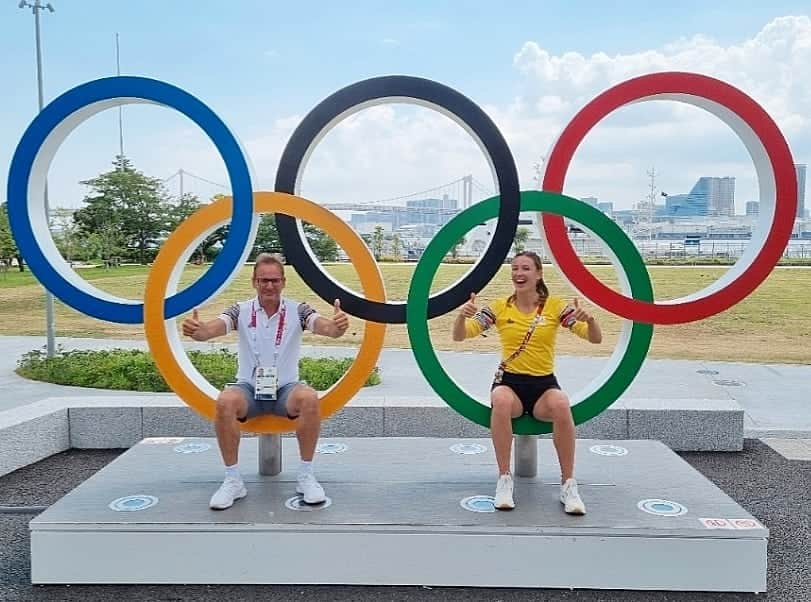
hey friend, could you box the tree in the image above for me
[304,223,338,262]
[75,156,169,264]
[166,193,201,230]
[251,213,338,262]
[391,233,402,261]
[50,207,81,263]
[371,225,385,261]
[450,235,466,260]
[513,226,530,254]
[167,193,229,263]
[0,203,23,271]
[252,213,282,257]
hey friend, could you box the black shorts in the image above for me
[491,371,561,416]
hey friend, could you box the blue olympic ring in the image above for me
[6,76,255,323]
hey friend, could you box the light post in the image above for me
[19,0,56,357]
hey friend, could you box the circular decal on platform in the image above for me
[589,444,629,457]
[460,495,496,513]
[316,442,348,454]
[173,442,212,454]
[285,496,332,511]
[109,495,159,512]
[637,498,688,516]
[450,443,488,455]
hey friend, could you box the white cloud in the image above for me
[501,15,811,207]
[38,16,811,214]
[236,15,810,213]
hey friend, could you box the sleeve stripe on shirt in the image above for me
[298,302,318,331]
[219,303,240,333]
[475,306,496,331]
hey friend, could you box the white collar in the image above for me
[254,296,284,317]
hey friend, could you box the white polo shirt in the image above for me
[218,297,320,387]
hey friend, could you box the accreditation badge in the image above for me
[255,366,278,401]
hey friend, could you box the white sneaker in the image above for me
[209,477,247,510]
[560,478,586,515]
[494,473,515,510]
[296,472,326,504]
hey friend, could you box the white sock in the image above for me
[225,464,241,481]
[298,460,313,475]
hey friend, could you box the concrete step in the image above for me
[1,394,744,478]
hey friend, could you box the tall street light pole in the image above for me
[19,0,56,357]
[116,32,124,160]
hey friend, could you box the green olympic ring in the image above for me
[406,190,654,435]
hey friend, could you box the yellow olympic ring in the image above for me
[144,191,387,434]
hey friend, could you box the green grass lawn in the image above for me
[0,262,808,364]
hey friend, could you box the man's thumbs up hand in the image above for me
[182,308,202,339]
[332,298,348,336]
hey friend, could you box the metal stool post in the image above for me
[514,435,538,477]
[258,434,282,476]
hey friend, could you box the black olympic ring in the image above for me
[274,75,520,323]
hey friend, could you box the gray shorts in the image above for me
[228,381,302,422]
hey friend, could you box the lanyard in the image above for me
[249,300,286,368]
[493,303,545,384]
[500,303,544,370]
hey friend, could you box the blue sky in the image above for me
[1,1,809,212]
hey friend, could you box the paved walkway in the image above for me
[2,335,809,437]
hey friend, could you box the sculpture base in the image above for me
[30,437,767,591]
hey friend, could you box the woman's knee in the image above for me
[543,391,572,420]
[491,388,516,416]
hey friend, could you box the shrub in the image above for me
[16,347,381,392]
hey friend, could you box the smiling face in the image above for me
[253,261,286,308]
[511,254,541,295]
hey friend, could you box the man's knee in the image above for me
[298,386,319,415]
[289,385,319,418]
[216,389,246,419]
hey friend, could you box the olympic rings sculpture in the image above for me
[6,72,797,434]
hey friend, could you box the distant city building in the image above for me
[664,194,690,215]
[745,201,759,216]
[350,195,460,233]
[577,196,613,216]
[406,195,457,210]
[664,177,735,217]
[597,201,614,216]
[349,211,394,234]
[713,177,736,216]
[795,164,807,218]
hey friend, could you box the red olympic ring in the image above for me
[541,72,797,324]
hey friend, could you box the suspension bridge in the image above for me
[160,170,496,215]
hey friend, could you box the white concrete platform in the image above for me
[29,437,767,591]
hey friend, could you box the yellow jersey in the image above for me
[464,295,590,376]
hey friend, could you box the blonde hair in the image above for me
[252,253,285,278]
